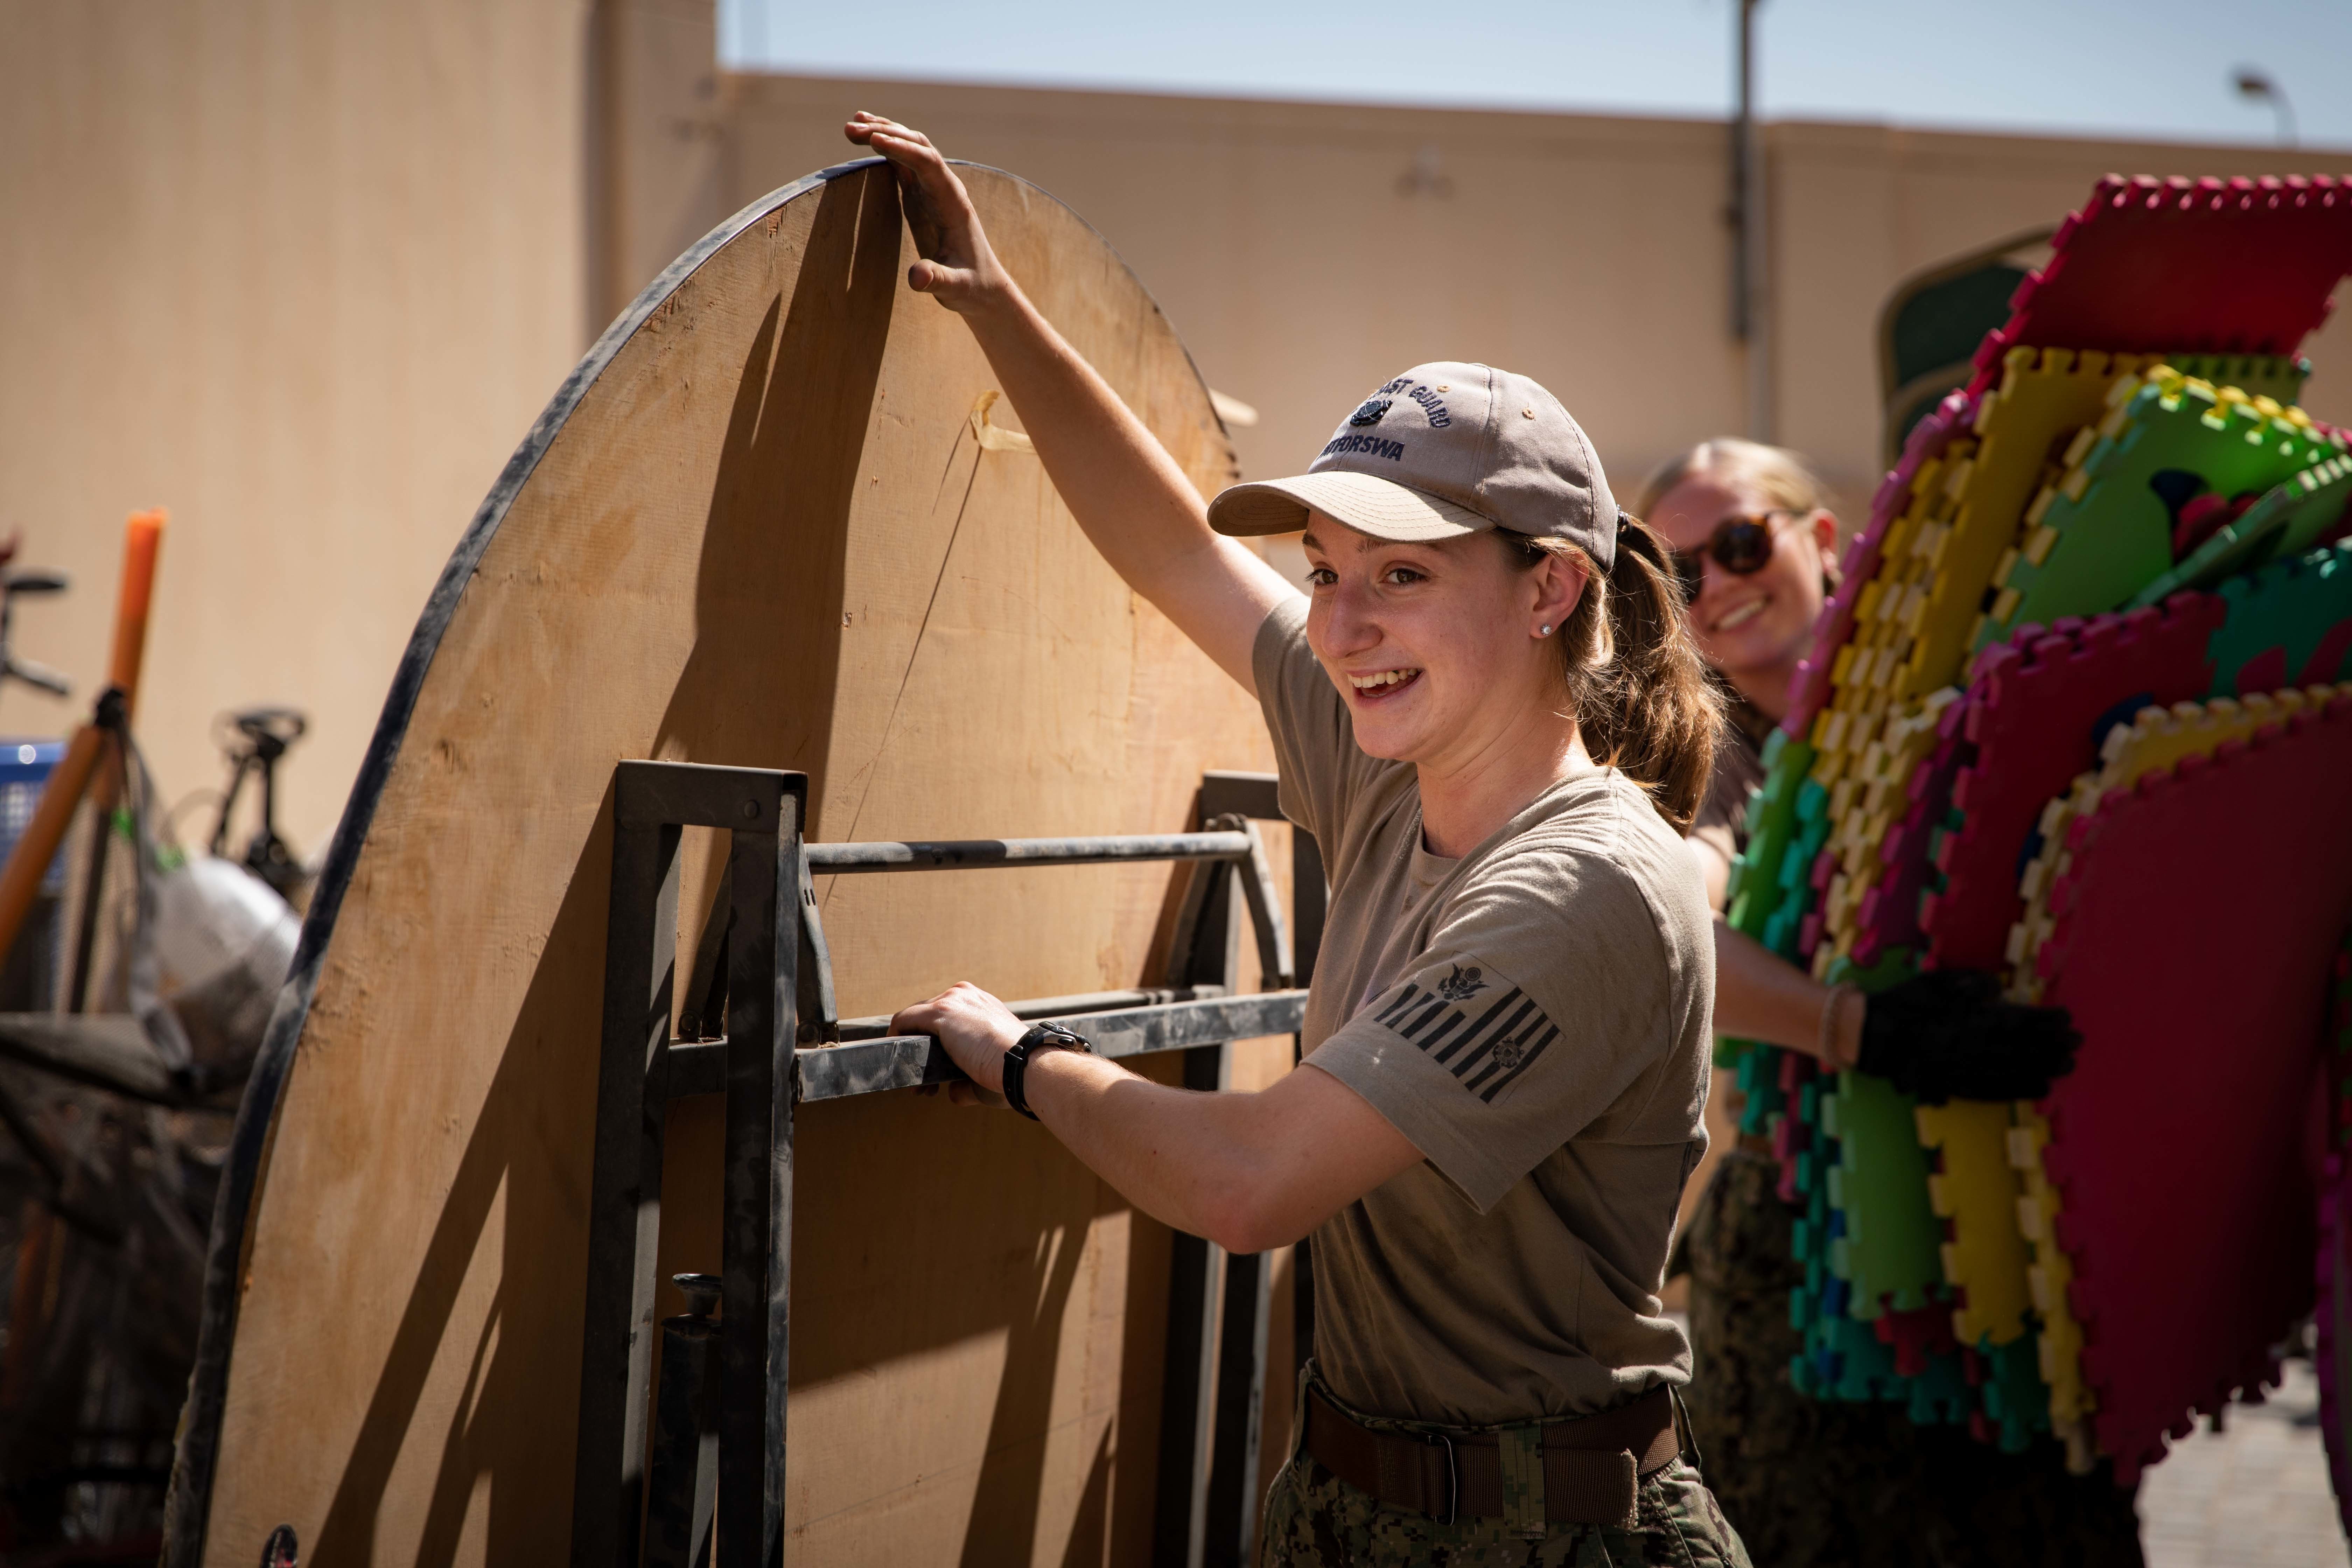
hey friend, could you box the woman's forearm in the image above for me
[1013,1048,1251,1242]
[961,287,1217,579]
[1712,918,1863,1066]
[1016,1045,1421,1254]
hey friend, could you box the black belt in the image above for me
[1302,1381,1680,1529]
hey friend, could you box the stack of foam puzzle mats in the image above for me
[2319,939,2352,1538]
[1719,175,2352,1489]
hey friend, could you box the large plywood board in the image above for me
[167,158,1279,1567]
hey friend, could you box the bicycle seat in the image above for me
[232,706,308,745]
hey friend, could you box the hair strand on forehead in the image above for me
[1498,518,1724,831]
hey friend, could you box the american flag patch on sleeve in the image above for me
[1368,961,1559,1105]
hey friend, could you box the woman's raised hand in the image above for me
[844,113,1008,313]
[847,111,1292,693]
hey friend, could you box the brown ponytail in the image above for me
[1500,515,1723,831]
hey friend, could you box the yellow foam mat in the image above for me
[2004,684,2338,1000]
[2011,1108,2097,1472]
[1912,348,2153,697]
[1800,346,2150,972]
[1916,1098,2031,1348]
[1811,693,1957,970]
[1804,440,1975,972]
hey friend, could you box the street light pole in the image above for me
[2233,68,2298,148]
[1729,0,1771,440]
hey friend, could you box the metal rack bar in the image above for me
[834,983,1227,1039]
[574,762,1324,1567]
[807,831,1250,873]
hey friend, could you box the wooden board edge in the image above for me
[160,156,885,1568]
[162,150,1239,1567]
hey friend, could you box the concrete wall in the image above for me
[0,0,595,854]
[4,8,2346,859]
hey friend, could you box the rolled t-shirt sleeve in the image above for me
[1303,848,1676,1212]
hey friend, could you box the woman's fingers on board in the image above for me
[846,110,933,152]
[843,112,996,309]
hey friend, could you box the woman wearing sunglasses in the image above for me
[1640,440,2133,1567]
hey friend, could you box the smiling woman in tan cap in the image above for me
[856,114,1746,1567]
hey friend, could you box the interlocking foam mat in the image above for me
[2023,693,2352,1481]
[1983,367,2343,646]
[1967,176,2352,391]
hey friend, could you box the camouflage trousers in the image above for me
[1259,1370,1752,1567]
[1685,1148,2143,1568]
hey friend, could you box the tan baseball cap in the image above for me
[1206,360,1618,570]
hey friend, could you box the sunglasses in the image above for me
[1669,511,1792,605]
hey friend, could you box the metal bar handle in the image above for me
[806,831,1250,873]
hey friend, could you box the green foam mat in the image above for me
[2127,452,2352,608]
[1716,728,1815,1068]
[1979,1335,2052,1455]
[2208,539,2352,696]
[2164,351,2309,408]
[1908,1347,1975,1426]
[1822,1066,1944,1316]
[1983,368,2342,646]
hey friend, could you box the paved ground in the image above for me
[2138,1353,2349,1568]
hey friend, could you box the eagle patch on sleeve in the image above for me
[1367,961,1559,1106]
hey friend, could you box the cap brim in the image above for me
[1207,471,1493,541]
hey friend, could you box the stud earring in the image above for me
[1538,624,1553,637]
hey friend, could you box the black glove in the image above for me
[1854,968,2081,1105]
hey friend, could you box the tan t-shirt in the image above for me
[1255,600,1714,1427]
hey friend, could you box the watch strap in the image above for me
[1003,1022,1091,1120]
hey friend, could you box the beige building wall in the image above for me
[4,8,2345,874]
[0,0,596,854]
[718,75,2351,527]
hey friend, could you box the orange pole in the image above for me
[106,508,165,721]
[0,509,167,962]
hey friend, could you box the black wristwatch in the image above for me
[1002,1022,1092,1120]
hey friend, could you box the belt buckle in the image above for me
[1416,1429,1458,1526]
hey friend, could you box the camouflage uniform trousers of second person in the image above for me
[1683,1147,2144,1567]
[1259,1369,1754,1567]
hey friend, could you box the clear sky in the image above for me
[720,0,2352,150]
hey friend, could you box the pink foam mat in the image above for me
[1921,594,2225,972]
[2032,697,2352,1481]
[1851,719,1965,967]
[1968,177,2352,396]
[2318,1150,2352,1536]
[1784,390,1975,737]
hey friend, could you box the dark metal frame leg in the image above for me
[1207,1246,1274,1567]
[1153,833,1241,1568]
[1157,771,1325,1568]
[572,792,682,1565]
[718,777,798,1568]
[574,762,804,1568]
[644,1276,721,1568]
